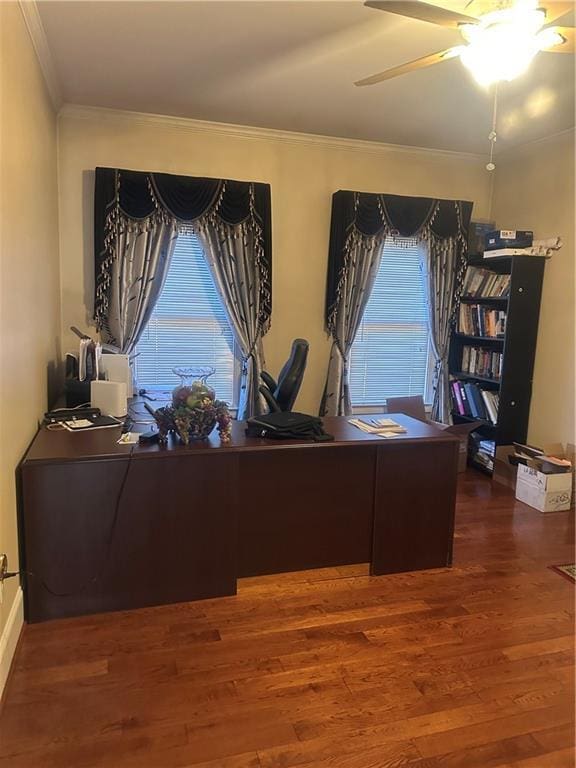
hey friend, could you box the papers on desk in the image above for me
[348,418,407,438]
[62,415,122,431]
[117,431,140,445]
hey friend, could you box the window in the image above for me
[349,238,432,407]
[135,232,238,404]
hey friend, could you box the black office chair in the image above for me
[259,339,309,412]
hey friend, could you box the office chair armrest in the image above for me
[259,385,281,413]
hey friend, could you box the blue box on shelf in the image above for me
[485,230,533,250]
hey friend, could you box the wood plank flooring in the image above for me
[0,471,574,767]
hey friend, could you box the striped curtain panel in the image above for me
[424,235,467,423]
[320,230,385,416]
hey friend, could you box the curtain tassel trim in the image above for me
[95,176,272,338]
[326,200,469,339]
[326,224,388,338]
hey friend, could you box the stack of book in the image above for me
[451,379,499,424]
[458,304,507,337]
[462,267,511,298]
[470,432,496,471]
[461,346,503,380]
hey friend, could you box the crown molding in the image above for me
[59,103,487,163]
[19,0,62,109]
[497,126,575,159]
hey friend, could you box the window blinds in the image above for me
[349,239,430,406]
[135,233,237,404]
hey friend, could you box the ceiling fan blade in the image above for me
[364,1,478,28]
[542,3,574,24]
[464,0,496,17]
[542,26,575,52]
[355,48,459,86]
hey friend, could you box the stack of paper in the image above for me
[348,418,407,438]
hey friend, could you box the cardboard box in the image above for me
[442,422,483,473]
[493,444,517,489]
[515,463,572,513]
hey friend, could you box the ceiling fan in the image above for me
[355,0,574,87]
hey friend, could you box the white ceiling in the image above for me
[37,0,575,154]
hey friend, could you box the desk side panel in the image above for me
[371,440,458,575]
[21,453,237,622]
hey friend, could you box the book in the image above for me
[452,382,498,424]
[462,267,511,298]
[458,304,507,337]
[466,384,488,420]
[461,346,502,379]
[458,382,472,416]
[451,381,465,415]
[480,390,498,424]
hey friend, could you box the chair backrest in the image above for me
[386,395,427,422]
[274,338,309,411]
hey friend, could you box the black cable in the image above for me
[13,446,135,598]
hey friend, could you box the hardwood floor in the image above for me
[1,471,574,767]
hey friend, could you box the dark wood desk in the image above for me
[19,414,459,622]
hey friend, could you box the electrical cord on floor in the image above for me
[7,446,135,598]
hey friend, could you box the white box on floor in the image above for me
[515,464,572,513]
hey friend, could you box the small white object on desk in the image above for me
[100,354,133,395]
[90,380,128,418]
[117,432,140,445]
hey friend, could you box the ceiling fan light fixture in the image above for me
[535,27,566,49]
[458,2,549,86]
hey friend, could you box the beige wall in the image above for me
[492,131,575,447]
[0,4,61,639]
[58,106,492,414]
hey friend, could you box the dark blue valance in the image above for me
[325,190,473,325]
[94,167,272,329]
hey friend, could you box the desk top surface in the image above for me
[23,408,459,466]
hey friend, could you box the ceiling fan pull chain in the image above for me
[486,83,499,172]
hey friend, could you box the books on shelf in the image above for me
[470,431,495,471]
[461,346,502,380]
[450,379,499,424]
[462,266,511,298]
[458,304,506,338]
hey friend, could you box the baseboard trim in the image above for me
[0,588,24,700]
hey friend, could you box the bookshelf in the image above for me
[448,255,545,474]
